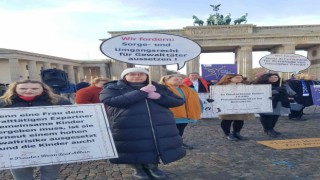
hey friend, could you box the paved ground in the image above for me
[1,106,320,180]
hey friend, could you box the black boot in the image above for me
[232,131,248,140]
[225,133,238,141]
[264,129,278,138]
[130,164,151,179]
[143,164,168,180]
[182,143,194,149]
[271,129,282,135]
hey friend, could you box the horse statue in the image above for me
[207,13,231,26]
[207,14,219,26]
[223,13,231,25]
[234,13,248,25]
[193,15,204,26]
[217,14,225,25]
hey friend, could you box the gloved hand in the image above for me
[140,84,156,93]
[147,92,161,99]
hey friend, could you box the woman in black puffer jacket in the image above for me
[0,80,71,180]
[100,67,186,180]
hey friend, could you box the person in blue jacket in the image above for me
[100,67,186,180]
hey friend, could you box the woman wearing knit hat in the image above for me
[100,67,186,179]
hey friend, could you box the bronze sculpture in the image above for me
[192,4,248,26]
[192,15,204,26]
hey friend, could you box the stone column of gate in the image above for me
[271,45,296,80]
[149,66,167,82]
[110,60,127,80]
[28,60,40,80]
[67,65,76,84]
[56,64,64,71]
[99,64,107,78]
[43,62,51,70]
[235,46,253,80]
[186,56,200,75]
[9,58,20,82]
[307,45,320,78]
[161,65,167,77]
[77,66,85,81]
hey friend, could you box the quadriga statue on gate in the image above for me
[234,13,248,25]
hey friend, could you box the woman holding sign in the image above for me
[0,80,71,180]
[252,73,290,138]
[100,67,186,180]
[216,74,255,141]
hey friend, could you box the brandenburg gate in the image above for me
[107,24,320,80]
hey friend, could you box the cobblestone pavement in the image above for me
[1,107,320,180]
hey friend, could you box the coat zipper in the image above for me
[145,99,160,157]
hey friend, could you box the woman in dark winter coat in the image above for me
[286,73,319,120]
[252,73,290,138]
[99,67,186,180]
[0,80,71,180]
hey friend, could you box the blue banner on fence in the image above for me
[310,85,320,105]
[201,64,237,81]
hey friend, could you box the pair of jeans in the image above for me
[220,120,244,135]
[259,114,280,131]
[11,164,61,180]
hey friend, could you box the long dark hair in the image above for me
[252,73,281,87]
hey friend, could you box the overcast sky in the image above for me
[1,0,319,72]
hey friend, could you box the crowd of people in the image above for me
[0,68,319,180]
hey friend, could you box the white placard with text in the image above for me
[210,84,273,114]
[100,33,201,70]
[0,104,117,170]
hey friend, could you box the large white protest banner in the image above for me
[210,85,273,114]
[100,33,201,70]
[0,104,117,170]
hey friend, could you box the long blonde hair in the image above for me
[295,73,315,80]
[0,80,61,105]
[91,77,109,85]
[159,74,183,85]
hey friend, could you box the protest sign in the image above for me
[259,54,310,73]
[257,138,320,150]
[100,33,201,70]
[201,64,237,81]
[210,84,273,114]
[0,104,117,170]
